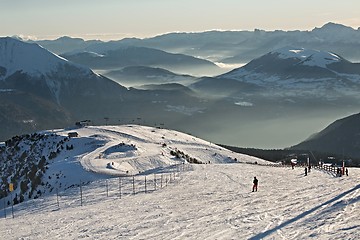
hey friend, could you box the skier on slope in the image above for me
[252,177,258,192]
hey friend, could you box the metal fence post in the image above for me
[56,188,60,208]
[80,180,83,206]
[161,174,163,188]
[145,176,147,193]
[132,176,135,195]
[3,198,6,218]
[11,192,14,218]
[154,174,157,191]
[119,177,122,199]
[106,179,109,197]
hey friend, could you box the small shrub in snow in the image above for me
[49,151,57,159]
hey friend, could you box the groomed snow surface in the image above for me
[0,125,359,240]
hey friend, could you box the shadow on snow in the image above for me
[249,184,360,240]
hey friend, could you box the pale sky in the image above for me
[1,0,359,40]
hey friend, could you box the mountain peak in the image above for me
[0,37,91,79]
[321,22,354,30]
[55,36,86,42]
[312,22,356,33]
[220,47,355,87]
[270,47,342,68]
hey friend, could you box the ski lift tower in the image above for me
[342,148,345,175]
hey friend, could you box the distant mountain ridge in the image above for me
[220,47,360,98]
[31,22,360,65]
[104,66,195,87]
[0,37,215,142]
[290,112,360,158]
[0,37,127,105]
[30,36,101,55]
[2,36,360,149]
[0,37,131,139]
[61,46,221,76]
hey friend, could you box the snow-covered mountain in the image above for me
[1,37,262,149]
[0,37,92,80]
[0,125,264,206]
[0,37,205,141]
[221,47,360,98]
[0,37,127,104]
[274,47,342,68]
[0,37,140,140]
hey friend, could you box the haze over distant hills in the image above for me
[103,66,195,87]
[29,36,102,55]
[191,47,360,149]
[3,23,360,149]
[31,22,360,65]
[61,46,221,76]
[0,37,207,140]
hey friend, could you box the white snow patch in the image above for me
[165,105,204,115]
[273,47,341,68]
[215,62,246,70]
[235,101,254,107]
[81,51,105,58]
[22,119,34,123]
[0,89,14,92]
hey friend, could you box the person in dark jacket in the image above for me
[305,167,307,176]
[252,177,258,192]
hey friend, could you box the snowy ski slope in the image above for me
[0,125,359,239]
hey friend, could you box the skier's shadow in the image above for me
[248,184,360,240]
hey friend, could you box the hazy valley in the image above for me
[3,23,360,151]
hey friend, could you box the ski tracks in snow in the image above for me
[1,160,359,239]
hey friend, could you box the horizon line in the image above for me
[4,22,359,42]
